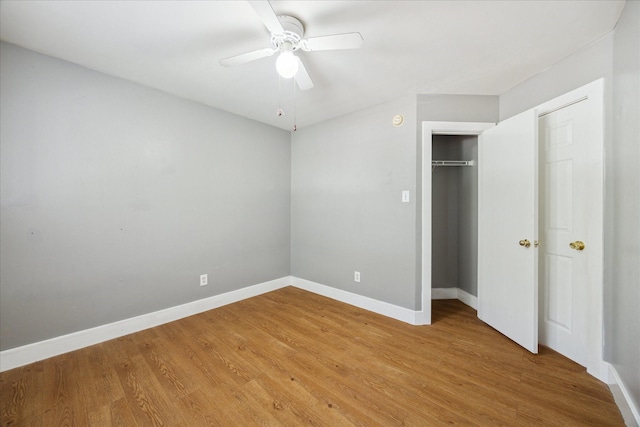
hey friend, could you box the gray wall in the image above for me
[291,96,418,309]
[499,1,639,412]
[499,34,614,120]
[431,136,460,289]
[611,0,640,413]
[0,42,292,351]
[290,95,497,311]
[417,95,500,124]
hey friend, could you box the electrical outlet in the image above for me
[354,271,360,283]
[402,190,410,203]
[200,274,208,286]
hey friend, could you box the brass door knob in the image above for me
[519,239,531,248]
[569,241,585,251]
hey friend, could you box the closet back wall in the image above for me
[431,135,478,297]
[0,42,292,351]
[431,136,459,289]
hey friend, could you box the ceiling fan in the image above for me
[219,0,364,91]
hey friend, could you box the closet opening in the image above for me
[431,135,478,303]
[421,121,494,325]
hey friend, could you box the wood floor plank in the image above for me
[190,331,259,385]
[285,351,413,425]
[114,353,186,426]
[205,379,280,426]
[152,326,228,390]
[41,353,88,426]
[0,287,625,426]
[175,389,226,427]
[252,372,338,427]
[78,344,125,409]
[86,403,111,426]
[0,362,43,426]
[137,338,196,401]
[108,397,139,426]
[240,377,313,426]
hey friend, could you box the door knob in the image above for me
[569,240,585,251]
[519,239,531,248]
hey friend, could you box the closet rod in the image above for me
[431,160,474,167]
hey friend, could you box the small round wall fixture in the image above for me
[392,114,404,127]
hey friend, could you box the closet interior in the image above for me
[431,134,479,298]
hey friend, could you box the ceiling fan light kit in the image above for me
[275,42,298,79]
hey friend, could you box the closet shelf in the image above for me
[431,160,474,167]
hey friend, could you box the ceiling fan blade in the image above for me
[248,1,284,34]
[301,32,364,52]
[219,47,276,67]
[294,57,314,91]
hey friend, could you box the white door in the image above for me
[478,109,539,353]
[539,99,595,366]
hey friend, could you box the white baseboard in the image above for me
[432,287,477,310]
[0,276,291,372]
[456,288,478,309]
[431,287,458,300]
[608,363,640,427]
[291,277,424,325]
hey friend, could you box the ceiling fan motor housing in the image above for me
[271,15,304,51]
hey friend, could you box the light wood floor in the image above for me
[1,286,624,426]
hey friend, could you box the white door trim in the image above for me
[421,121,495,325]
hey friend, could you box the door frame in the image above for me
[420,78,605,381]
[420,121,495,325]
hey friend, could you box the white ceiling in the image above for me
[0,0,625,130]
